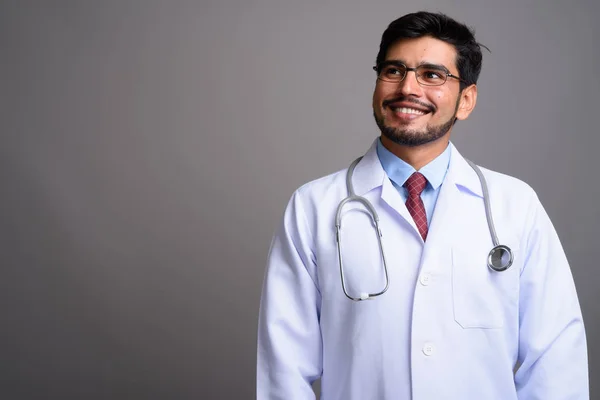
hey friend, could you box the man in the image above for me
[257,11,588,399]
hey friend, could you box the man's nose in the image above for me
[396,70,423,97]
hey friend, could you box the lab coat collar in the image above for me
[352,138,483,198]
[351,139,387,197]
[447,143,484,198]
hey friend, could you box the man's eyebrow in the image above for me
[381,59,449,71]
[417,62,450,71]
[380,59,406,67]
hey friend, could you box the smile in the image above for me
[391,107,427,115]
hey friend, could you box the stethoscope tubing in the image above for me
[336,154,514,301]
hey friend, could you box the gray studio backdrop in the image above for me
[2,1,599,399]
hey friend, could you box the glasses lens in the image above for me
[416,66,448,86]
[379,65,406,82]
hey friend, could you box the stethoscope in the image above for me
[335,156,514,302]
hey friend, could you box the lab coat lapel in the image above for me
[381,177,420,235]
[424,144,483,251]
[353,140,485,242]
[424,163,460,250]
[352,139,423,236]
[351,139,385,196]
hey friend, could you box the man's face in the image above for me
[372,36,469,147]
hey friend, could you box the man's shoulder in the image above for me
[294,166,349,200]
[451,144,538,204]
[473,164,541,214]
[278,167,351,222]
[478,165,535,194]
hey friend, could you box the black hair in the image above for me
[376,11,488,90]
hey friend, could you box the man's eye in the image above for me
[421,69,444,80]
[384,67,402,76]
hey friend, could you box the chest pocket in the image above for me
[451,238,520,329]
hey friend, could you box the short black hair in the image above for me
[376,11,487,90]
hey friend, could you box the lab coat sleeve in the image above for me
[257,190,322,400]
[514,192,589,399]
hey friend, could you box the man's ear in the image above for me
[455,84,477,120]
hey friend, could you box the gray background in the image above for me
[2,0,598,399]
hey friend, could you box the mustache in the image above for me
[382,97,435,113]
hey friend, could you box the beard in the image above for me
[373,97,459,147]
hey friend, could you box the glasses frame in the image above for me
[373,61,467,86]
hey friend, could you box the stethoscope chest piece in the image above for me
[487,244,513,272]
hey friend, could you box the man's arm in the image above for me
[257,191,322,400]
[515,193,588,399]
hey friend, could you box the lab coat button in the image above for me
[422,343,435,356]
[419,273,431,286]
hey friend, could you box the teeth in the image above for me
[394,107,426,115]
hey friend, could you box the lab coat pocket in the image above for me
[451,241,520,329]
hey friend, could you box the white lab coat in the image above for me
[257,140,588,400]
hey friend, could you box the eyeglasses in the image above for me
[373,62,466,86]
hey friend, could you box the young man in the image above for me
[257,11,588,399]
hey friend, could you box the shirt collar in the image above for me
[351,138,483,198]
[376,138,451,190]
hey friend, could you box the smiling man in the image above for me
[372,35,476,169]
[257,12,588,400]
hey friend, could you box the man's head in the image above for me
[372,12,484,148]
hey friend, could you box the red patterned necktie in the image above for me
[404,172,428,241]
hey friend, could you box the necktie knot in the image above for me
[404,172,428,198]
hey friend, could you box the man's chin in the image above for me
[381,127,443,147]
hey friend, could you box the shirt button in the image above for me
[422,343,435,356]
[419,272,431,286]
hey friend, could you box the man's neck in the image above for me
[380,135,451,170]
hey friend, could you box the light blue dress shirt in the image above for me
[376,138,451,224]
